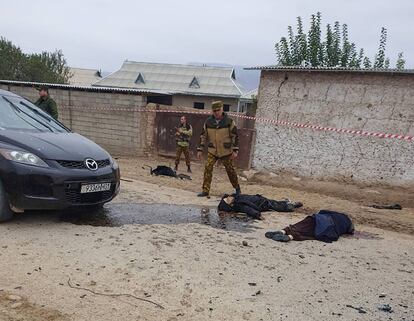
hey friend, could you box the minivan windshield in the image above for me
[0,94,69,133]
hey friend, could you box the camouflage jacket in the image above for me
[197,113,239,158]
[176,123,193,147]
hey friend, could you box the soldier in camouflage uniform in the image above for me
[197,101,241,197]
[175,116,193,173]
[34,86,59,120]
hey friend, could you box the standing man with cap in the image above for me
[34,86,59,120]
[175,115,193,173]
[197,101,241,197]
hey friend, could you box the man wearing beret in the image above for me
[34,86,59,120]
[197,101,241,197]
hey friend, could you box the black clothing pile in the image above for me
[266,210,354,243]
[143,165,191,180]
[218,194,302,219]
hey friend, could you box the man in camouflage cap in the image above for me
[197,101,241,197]
[34,86,59,120]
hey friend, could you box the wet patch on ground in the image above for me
[344,230,384,240]
[60,203,260,232]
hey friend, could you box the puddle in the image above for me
[60,203,260,232]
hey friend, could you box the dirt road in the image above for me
[0,157,413,321]
[120,157,414,235]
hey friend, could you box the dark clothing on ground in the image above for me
[282,210,354,242]
[148,165,176,177]
[283,215,316,241]
[314,210,354,242]
[202,153,239,194]
[34,95,58,120]
[218,194,295,219]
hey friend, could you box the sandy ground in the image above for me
[120,156,414,235]
[0,156,413,321]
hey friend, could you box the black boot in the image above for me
[235,187,241,195]
[197,192,209,197]
[187,165,192,173]
[174,164,178,171]
[265,231,291,242]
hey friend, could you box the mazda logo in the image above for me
[85,158,98,171]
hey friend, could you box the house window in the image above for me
[135,73,145,84]
[189,76,200,88]
[193,102,205,109]
[223,104,230,112]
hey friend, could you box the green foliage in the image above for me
[0,37,71,83]
[307,12,322,66]
[396,52,405,70]
[363,56,372,69]
[275,13,406,69]
[373,27,387,68]
[247,95,258,117]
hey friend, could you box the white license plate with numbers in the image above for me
[80,183,111,194]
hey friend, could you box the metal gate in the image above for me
[154,112,255,169]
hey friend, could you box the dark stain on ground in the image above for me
[60,203,260,233]
[344,230,383,240]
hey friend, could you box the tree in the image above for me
[0,37,71,83]
[274,13,406,69]
[0,38,26,80]
[307,12,323,66]
[247,95,258,117]
[373,27,387,68]
[396,52,405,70]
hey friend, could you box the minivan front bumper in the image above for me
[0,159,120,210]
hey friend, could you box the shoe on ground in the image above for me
[292,201,303,208]
[265,231,285,239]
[285,200,303,209]
[187,166,192,173]
[235,187,241,195]
[197,192,209,197]
[266,232,291,242]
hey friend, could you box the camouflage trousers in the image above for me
[175,145,191,167]
[202,153,239,194]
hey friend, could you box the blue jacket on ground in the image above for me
[314,210,354,243]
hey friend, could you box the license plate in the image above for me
[80,183,111,194]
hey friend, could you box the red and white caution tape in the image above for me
[61,105,414,142]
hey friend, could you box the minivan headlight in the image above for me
[0,149,49,168]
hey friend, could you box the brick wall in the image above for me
[1,83,152,156]
[253,70,414,187]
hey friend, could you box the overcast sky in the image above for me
[1,0,413,71]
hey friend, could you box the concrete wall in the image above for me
[0,83,152,156]
[253,70,414,187]
[172,94,239,112]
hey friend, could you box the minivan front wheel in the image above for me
[0,180,14,222]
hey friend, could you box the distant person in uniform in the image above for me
[34,86,58,120]
[175,115,193,173]
[197,101,240,197]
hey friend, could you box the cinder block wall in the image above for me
[253,71,414,187]
[0,84,152,156]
